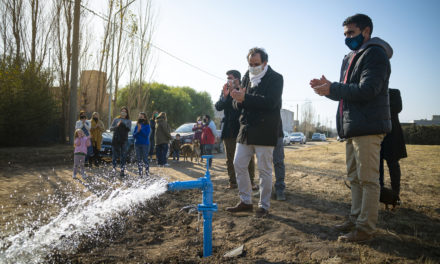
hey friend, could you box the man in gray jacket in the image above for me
[310,14,392,242]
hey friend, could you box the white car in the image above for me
[290,132,307,144]
[283,131,290,145]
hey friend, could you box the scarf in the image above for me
[249,64,268,87]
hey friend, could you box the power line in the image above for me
[78,2,223,80]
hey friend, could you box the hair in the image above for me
[204,114,211,121]
[91,112,99,119]
[74,129,82,139]
[139,112,147,119]
[176,134,180,137]
[79,110,86,119]
[226,70,241,83]
[120,106,130,119]
[343,14,373,35]
[197,116,202,122]
[247,47,268,63]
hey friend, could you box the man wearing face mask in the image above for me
[226,47,283,218]
[310,14,392,242]
[215,70,257,190]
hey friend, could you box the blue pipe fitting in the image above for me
[167,155,217,257]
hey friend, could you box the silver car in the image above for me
[290,132,306,144]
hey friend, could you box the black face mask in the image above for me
[93,117,98,121]
[138,119,145,124]
[80,116,86,120]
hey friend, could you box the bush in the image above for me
[402,125,440,145]
[0,58,56,146]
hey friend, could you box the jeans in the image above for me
[204,144,213,167]
[273,137,286,192]
[156,143,169,165]
[346,134,384,234]
[234,143,274,210]
[135,144,149,175]
[112,141,130,171]
[172,150,180,160]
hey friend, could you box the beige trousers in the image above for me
[346,134,384,234]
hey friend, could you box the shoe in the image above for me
[338,229,373,243]
[276,190,286,201]
[120,170,125,177]
[226,183,237,189]
[112,167,116,173]
[164,163,170,167]
[255,207,269,218]
[252,183,259,191]
[334,220,356,232]
[73,174,77,180]
[226,201,253,213]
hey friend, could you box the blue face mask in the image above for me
[345,33,364,51]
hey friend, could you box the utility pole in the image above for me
[68,0,81,144]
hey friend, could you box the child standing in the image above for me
[171,134,181,161]
[133,112,151,177]
[73,128,91,179]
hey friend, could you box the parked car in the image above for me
[170,123,223,153]
[283,131,290,145]
[320,134,327,141]
[311,133,322,141]
[290,132,306,144]
[100,121,137,163]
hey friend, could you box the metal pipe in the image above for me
[167,155,217,257]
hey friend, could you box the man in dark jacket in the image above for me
[310,14,392,242]
[215,70,256,190]
[226,47,283,218]
[379,88,407,200]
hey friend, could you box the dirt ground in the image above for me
[0,140,439,263]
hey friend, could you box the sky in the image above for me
[89,0,440,127]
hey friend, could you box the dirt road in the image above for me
[0,141,439,263]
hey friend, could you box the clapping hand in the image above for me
[222,83,230,98]
[231,85,246,103]
[310,75,331,96]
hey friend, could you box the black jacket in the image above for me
[233,66,283,146]
[215,93,241,139]
[327,37,392,138]
[381,89,407,162]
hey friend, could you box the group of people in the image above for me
[72,108,176,179]
[219,13,406,243]
[73,12,405,243]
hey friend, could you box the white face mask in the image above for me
[249,65,263,75]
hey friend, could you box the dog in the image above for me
[180,139,201,163]
[344,181,400,210]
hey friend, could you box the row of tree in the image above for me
[0,0,159,144]
[117,82,214,129]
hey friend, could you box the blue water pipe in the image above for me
[167,155,218,257]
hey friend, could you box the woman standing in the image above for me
[90,112,105,167]
[133,112,151,177]
[110,106,132,177]
[148,111,158,162]
[75,111,92,165]
[155,112,172,166]
[380,89,407,201]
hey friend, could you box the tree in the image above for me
[299,100,316,138]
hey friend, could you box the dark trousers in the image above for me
[112,141,130,171]
[172,150,180,160]
[379,156,401,196]
[223,138,255,185]
[156,143,169,165]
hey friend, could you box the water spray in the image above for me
[167,155,218,257]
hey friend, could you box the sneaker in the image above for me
[255,207,269,218]
[252,183,259,191]
[226,183,237,189]
[334,220,356,232]
[276,190,286,201]
[112,167,116,173]
[120,170,125,177]
[226,201,253,213]
[164,163,170,167]
[338,229,373,243]
[73,174,77,180]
